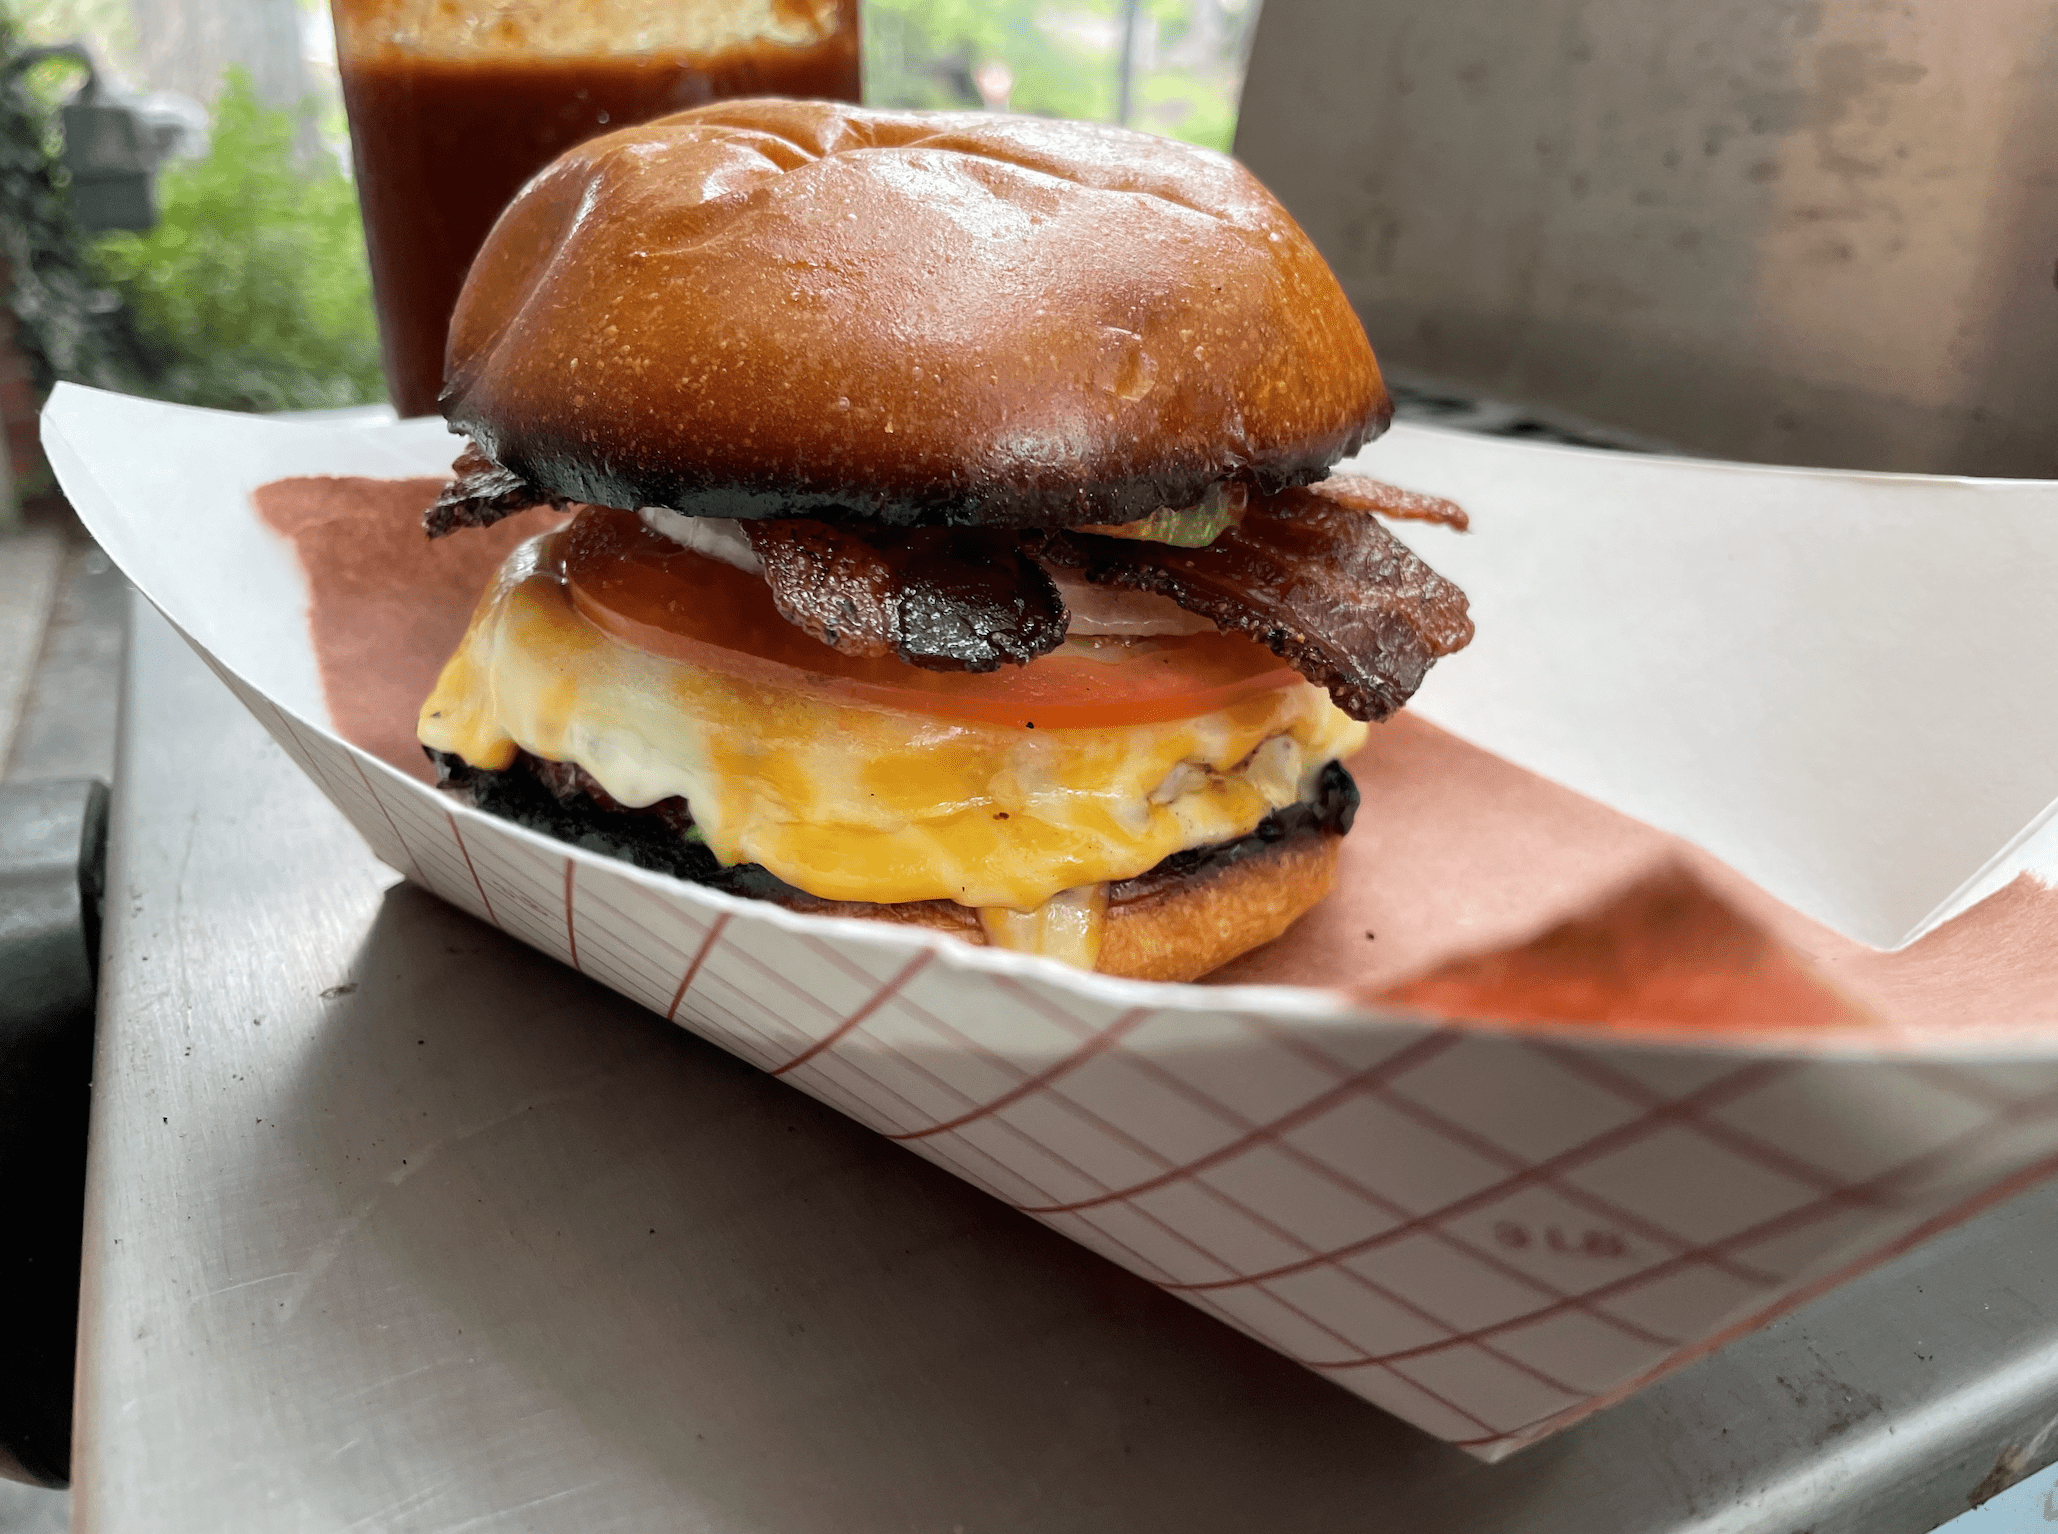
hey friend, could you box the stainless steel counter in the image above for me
[73,597,2058,1533]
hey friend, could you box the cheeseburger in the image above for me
[417,100,1472,982]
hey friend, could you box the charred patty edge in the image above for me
[429,749,1359,917]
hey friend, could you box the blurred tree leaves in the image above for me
[2,7,383,417]
[864,0,1252,150]
[0,13,153,400]
[91,68,383,411]
[867,0,1111,121]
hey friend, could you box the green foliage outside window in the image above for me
[91,68,384,412]
[2,8,384,417]
[863,0,1253,151]
[0,12,152,403]
[868,0,1110,121]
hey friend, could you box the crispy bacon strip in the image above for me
[425,442,570,538]
[744,519,1067,673]
[1309,473,1469,531]
[1036,485,1473,721]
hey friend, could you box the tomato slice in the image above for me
[560,508,1302,729]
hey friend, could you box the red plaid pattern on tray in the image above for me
[219,654,2058,1461]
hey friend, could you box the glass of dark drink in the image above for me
[331,0,863,417]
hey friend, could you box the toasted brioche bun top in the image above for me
[443,99,1388,528]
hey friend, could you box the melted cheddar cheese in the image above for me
[420,534,1367,912]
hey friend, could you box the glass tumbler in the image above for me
[331,0,862,417]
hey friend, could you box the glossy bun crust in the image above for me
[443,100,1389,529]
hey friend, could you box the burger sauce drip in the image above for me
[339,25,860,418]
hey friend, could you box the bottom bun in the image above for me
[431,751,1357,982]
[1101,832,1343,981]
[767,830,1341,983]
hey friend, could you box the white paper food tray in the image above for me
[42,383,2058,1460]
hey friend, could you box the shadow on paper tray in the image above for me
[270,883,1519,1532]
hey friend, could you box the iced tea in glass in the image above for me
[332,0,862,416]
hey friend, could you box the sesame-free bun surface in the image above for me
[444,99,1388,528]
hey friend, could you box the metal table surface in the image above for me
[73,598,2058,1533]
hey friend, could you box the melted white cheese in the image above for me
[979,884,1110,968]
